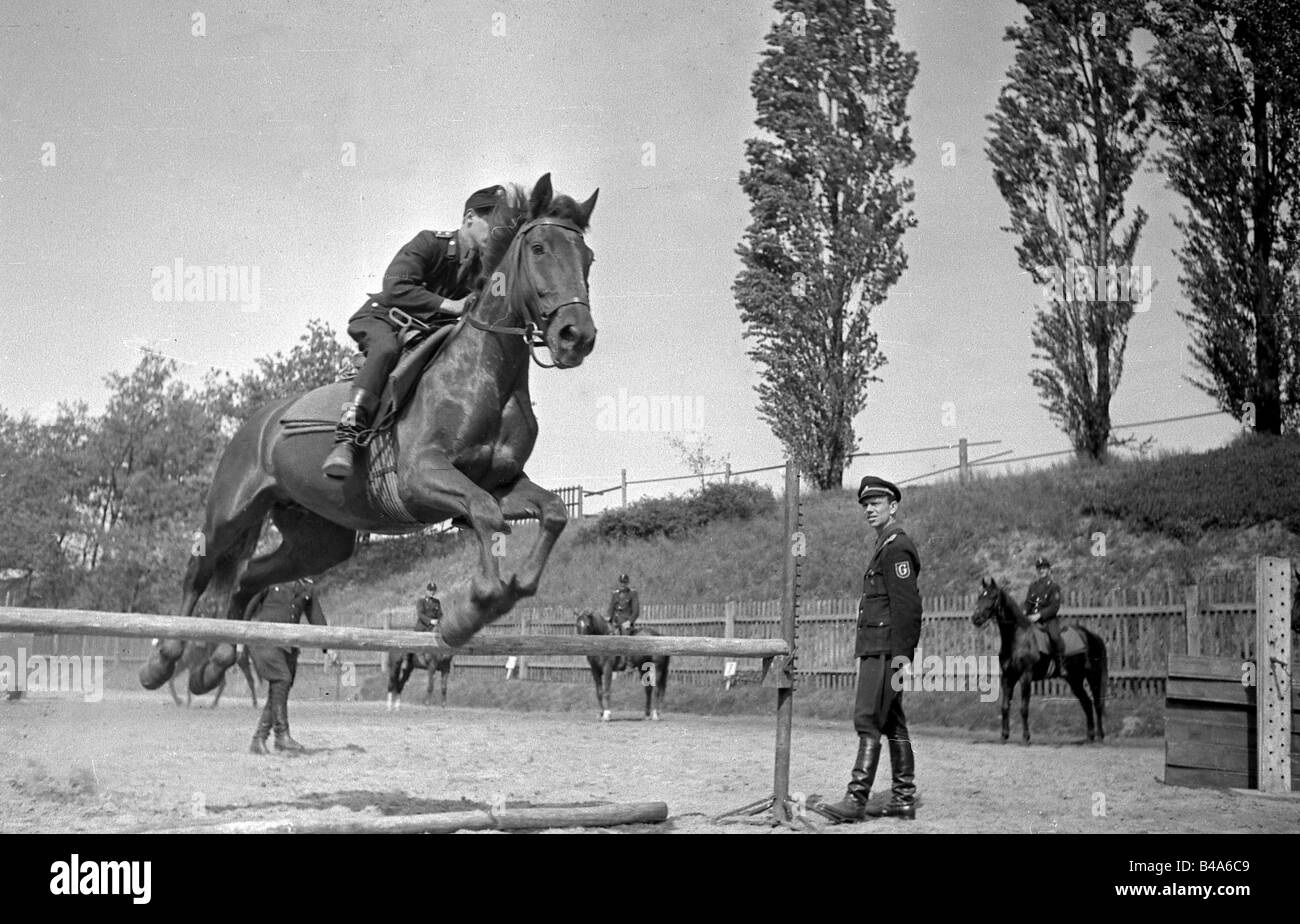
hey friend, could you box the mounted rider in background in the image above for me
[322,184,505,480]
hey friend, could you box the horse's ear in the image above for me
[529,174,553,217]
[577,188,599,227]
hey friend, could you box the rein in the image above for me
[464,217,591,369]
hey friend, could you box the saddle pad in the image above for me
[370,317,464,434]
[1032,625,1087,658]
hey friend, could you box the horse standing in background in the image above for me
[575,609,669,722]
[971,577,1108,744]
[387,650,454,709]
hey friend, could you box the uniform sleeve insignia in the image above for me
[895,561,911,579]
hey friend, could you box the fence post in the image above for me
[576,487,584,520]
[724,463,731,485]
[1183,584,1201,656]
[620,469,627,507]
[518,610,530,680]
[958,438,969,485]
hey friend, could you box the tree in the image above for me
[665,433,729,488]
[1147,0,1300,434]
[987,0,1152,460]
[734,0,917,490]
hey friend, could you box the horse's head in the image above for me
[475,174,598,369]
[575,608,607,636]
[972,577,1003,628]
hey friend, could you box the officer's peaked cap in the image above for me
[1035,556,1051,569]
[857,476,901,505]
[426,581,437,592]
[618,573,629,584]
[465,185,504,214]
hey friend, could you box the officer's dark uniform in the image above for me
[246,580,326,754]
[322,184,504,480]
[607,577,640,633]
[1024,560,1065,675]
[415,592,443,633]
[819,476,922,823]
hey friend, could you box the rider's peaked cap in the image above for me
[426,581,437,593]
[1035,556,1051,568]
[465,185,504,214]
[857,476,901,505]
[618,574,630,584]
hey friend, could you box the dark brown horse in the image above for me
[971,577,1107,744]
[387,649,453,710]
[575,609,669,722]
[141,175,598,695]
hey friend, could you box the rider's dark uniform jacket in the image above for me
[415,595,442,632]
[1023,578,1062,622]
[607,586,640,629]
[855,523,922,660]
[245,583,326,682]
[349,231,476,327]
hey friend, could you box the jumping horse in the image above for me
[971,577,1107,744]
[141,175,598,694]
[575,609,669,721]
[387,647,453,710]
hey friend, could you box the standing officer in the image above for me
[1024,555,1066,677]
[607,574,640,633]
[818,476,922,823]
[322,184,506,480]
[246,578,327,754]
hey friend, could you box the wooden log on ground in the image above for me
[150,801,669,834]
[0,607,788,660]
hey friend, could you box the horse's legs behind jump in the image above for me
[190,503,355,695]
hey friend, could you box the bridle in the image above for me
[465,217,592,369]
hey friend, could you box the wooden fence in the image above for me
[2,582,1260,698]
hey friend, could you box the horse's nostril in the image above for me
[559,325,577,343]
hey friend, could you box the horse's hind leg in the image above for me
[1091,654,1107,742]
[235,646,258,708]
[388,654,413,712]
[999,676,1012,742]
[1020,676,1032,745]
[191,503,355,695]
[1067,671,1095,743]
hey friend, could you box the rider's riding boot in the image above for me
[868,738,917,819]
[249,701,273,755]
[817,736,881,823]
[322,386,377,480]
[270,682,304,752]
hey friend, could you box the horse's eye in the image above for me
[531,243,545,255]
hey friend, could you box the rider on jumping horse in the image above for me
[322,184,505,480]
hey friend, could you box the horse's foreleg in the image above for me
[424,659,436,706]
[1068,672,1095,743]
[493,476,568,601]
[401,458,512,646]
[236,646,258,709]
[588,659,608,720]
[1000,675,1012,742]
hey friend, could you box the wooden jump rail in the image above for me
[0,607,789,660]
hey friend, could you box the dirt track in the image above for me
[2,691,1296,834]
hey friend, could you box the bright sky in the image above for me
[0,0,1240,511]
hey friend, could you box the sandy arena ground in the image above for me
[2,691,1297,834]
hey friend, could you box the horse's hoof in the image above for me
[650,712,661,722]
[600,711,611,722]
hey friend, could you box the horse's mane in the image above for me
[474,182,593,290]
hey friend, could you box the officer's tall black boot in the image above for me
[868,738,917,819]
[249,699,273,754]
[271,682,304,752]
[816,736,881,823]
[322,386,377,480]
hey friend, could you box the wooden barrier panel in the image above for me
[0,607,789,660]
[150,801,669,834]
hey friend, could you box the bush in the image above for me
[582,481,776,543]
